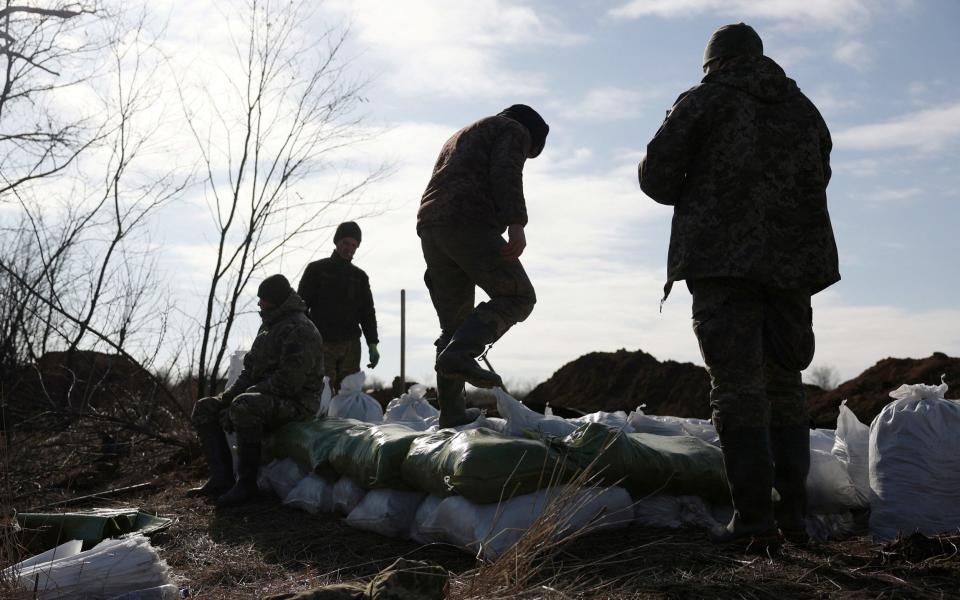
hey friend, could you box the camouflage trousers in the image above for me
[191,391,308,433]
[687,278,815,432]
[420,227,536,349]
[322,338,362,391]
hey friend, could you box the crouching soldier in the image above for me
[188,274,325,506]
[418,104,548,428]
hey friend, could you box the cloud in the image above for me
[833,39,871,69]
[856,187,923,206]
[549,86,658,122]
[834,103,960,151]
[323,0,582,99]
[607,0,874,30]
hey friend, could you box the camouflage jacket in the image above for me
[417,115,532,233]
[298,251,378,344]
[223,292,324,407]
[639,55,840,295]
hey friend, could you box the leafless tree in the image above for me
[180,0,386,398]
[807,364,841,391]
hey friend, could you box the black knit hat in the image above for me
[498,104,549,158]
[257,274,292,306]
[703,23,763,68]
[334,221,362,244]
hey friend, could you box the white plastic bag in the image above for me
[572,410,633,432]
[680,418,719,446]
[332,476,367,515]
[258,458,307,500]
[869,380,960,539]
[328,371,383,423]
[316,376,333,417]
[806,449,868,513]
[283,474,336,514]
[627,408,688,437]
[808,428,836,454]
[346,489,427,538]
[383,384,440,427]
[633,495,718,529]
[831,400,871,498]
[494,388,578,438]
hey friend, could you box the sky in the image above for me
[145,0,960,390]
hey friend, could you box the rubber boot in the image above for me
[771,425,811,544]
[186,425,234,498]
[217,427,261,507]
[711,426,781,550]
[435,313,503,389]
[436,374,481,429]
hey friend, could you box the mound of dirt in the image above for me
[806,352,960,428]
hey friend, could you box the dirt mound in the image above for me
[807,352,960,427]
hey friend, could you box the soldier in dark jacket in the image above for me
[418,104,548,428]
[639,24,839,545]
[188,274,324,506]
[298,221,379,390]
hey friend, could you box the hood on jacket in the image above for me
[703,55,799,103]
[261,291,308,325]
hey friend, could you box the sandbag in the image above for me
[409,496,445,545]
[401,427,574,503]
[809,428,836,454]
[495,388,578,438]
[831,400,870,499]
[571,410,633,431]
[806,449,868,514]
[558,423,730,503]
[332,476,367,515]
[383,384,439,430]
[869,380,960,539]
[632,494,717,529]
[282,474,336,514]
[329,422,423,489]
[346,489,427,538]
[263,418,369,476]
[328,371,383,423]
[626,409,687,437]
[257,458,307,500]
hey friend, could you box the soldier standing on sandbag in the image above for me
[298,221,380,391]
[639,24,839,545]
[188,274,325,506]
[418,104,548,428]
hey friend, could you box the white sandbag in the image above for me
[13,534,171,600]
[869,380,960,540]
[409,495,445,545]
[572,410,633,432]
[283,474,336,514]
[679,418,719,446]
[328,371,383,423]
[806,449,868,513]
[627,409,688,437]
[384,384,439,426]
[809,428,836,454]
[494,388,578,438]
[346,489,427,538]
[225,350,246,388]
[258,458,307,500]
[316,376,333,417]
[832,400,871,498]
[805,512,859,542]
[478,416,508,435]
[633,495,718,529]
[332,476,367,515]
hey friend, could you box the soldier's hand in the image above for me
[502,224,526,260]
[367,343,380,369]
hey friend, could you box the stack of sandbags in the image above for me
[327,372,383,422]
[383,384,439,431]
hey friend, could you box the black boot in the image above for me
[436,374,482,429]
[186,425,234,498]
[435,313,503,389]
[771,425,811,544]
[217,427,261,507]
[711,426,781,549]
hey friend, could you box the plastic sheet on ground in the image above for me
[419,485,633,561]
[327,371,383,423]
[832,400,870,499]
[282,474,336,514]
[15,509,172,547]
[329,422,423,489]
[332,476,367,515]
[558,423,730,503]
[402,427,574,503]
[869,380,960,540]
[257,458,307,500]
[8,533,171,600]
[346,489,426,538]
[263,417,368,476]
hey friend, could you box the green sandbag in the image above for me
[328,423,423,489]
[559,423,730,503]
[263,417,368,476]
[401,428,574,503]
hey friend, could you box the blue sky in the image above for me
[150,0,960,389]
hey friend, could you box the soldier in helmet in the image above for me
[418,104,548,428]
[188,274,324,506]
[639,24,839,545]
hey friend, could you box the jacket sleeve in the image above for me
[359,272,379,345]
[816,108,833,187]
[297,262,319,317]
[248,324,316,398]
[639,89,701,206]
[490,126,530,227]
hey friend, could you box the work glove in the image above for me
[367,343,380,369]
